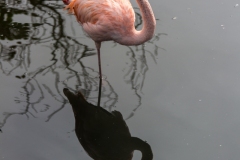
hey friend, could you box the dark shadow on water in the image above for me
[63,88,153,160]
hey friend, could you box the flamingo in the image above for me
[63,88,153,160]
[62,0,156,106]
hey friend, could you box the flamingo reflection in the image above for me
[63,88,153,160]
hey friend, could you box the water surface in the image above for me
[1,0,240,160]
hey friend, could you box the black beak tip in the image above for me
[63,88,69,96]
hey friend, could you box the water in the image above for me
[1,0,240,159]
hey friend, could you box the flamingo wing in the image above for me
[65,0,135,42]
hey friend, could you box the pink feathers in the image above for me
[63,0,156,106]
[64,0,138,43]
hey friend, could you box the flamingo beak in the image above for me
[63,88,77,101]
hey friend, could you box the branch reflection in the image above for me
[124,33,166,119]
[0,0,164,130]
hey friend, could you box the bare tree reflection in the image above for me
[0,0,163,130]
[124,35,167,120]
[0,0,118,130]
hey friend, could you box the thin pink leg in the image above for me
[95,42,102,107]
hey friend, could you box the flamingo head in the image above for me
[62,0,71,5]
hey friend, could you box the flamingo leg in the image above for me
[95,42,102,107]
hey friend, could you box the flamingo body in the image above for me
[64,0,155,45]
[67,0,135,44]
[63,0,156,106]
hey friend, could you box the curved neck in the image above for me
[120,0,156,45]
[129,137,153,160]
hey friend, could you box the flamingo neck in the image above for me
[120,0,156,45]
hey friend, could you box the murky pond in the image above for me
[1,0,240,159]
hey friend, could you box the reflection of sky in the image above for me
[1,0,240,160]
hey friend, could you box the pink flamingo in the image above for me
[62,0,156,106]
